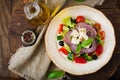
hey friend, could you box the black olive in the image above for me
[92,54,98,60]
[71,17,76,24]
[59,41,64,46]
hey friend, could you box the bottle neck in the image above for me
[24,2,42,20]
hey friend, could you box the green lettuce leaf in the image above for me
[62,16,75,29]
[47,70,65,79]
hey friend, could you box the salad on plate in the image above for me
[57,15,105,64]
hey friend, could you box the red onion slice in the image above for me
[63,22,97,54]
[76,22,97,38]
[63,31,72,45]
[81,40,97,53]
[70,43,77,53]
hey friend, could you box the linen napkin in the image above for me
[8,0,105,80]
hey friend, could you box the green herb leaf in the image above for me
[76,44,81,53]
[75,0,86,2]
[96,33,104,45]
[83,53,93,61]
[67,52,74,61]
[57,35,63,40]
[81,38,93,48]
[47,70,65,79]
[85,19,95,26]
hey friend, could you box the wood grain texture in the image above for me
[0,0,120,79]
[95,0,118,9]
[0,0,11,78]
[0,0,24,79]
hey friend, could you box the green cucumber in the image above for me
[57,35,63,40]
[67,52,74,61]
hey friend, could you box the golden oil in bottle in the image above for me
[24,2,50,26]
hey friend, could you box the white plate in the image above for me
[45,5,116,75]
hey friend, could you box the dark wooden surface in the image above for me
[0,0,120,79]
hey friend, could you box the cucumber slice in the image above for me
[57,35,63,40]
[67,52,74,61]
[64,43,71,52]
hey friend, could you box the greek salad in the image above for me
[57,15,105,64]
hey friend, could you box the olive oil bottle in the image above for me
[24,2,50,26]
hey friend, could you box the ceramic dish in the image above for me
[45,5,116,75]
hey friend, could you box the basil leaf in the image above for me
[83,53,92,61]
[81,38,93,48]
[67,52,74,61]
[76,44,81,53]
[47,70,65,79]
[75,0,86,2]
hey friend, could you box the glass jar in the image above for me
[24,2,50,26]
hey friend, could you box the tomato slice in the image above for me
[74,57,87,64]
[58,24,64,34]
[76,16,85,23]
[95,44,103,56]
[59,47,68,55]
[93,23,101,31]
[99,31,105,40]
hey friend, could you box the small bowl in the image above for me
[21,30,36,46]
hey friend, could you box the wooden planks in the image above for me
[95,0,118,9]
[0,0,11,78]
[0,0,23,79]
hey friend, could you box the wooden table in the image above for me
[0,0,120,79]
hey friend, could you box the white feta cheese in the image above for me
[71,28,89,46]
[71,29,79,37]
[79,28,88,42]
[71,37,80,44]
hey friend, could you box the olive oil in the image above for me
[24,2,50,26]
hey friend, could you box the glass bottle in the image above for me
[24,1,50,26]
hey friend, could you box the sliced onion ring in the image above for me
[76,22,97,38]
[81,40,97,53]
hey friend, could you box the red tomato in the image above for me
[76,16,85,23]
[74,57,86,64]
[99,31,105,40]
[59,47,68,55]
[58,24,64,34]
[95,44,103,56]
[93,23,101,31]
